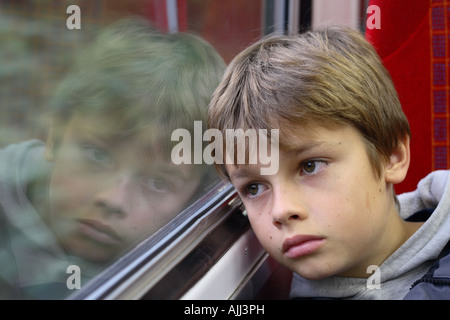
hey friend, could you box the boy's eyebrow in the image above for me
[73,119,121,146]
[228,166,258,181]
[154,165,192,182]
[288,141,330,156]
[228,140,334,181]
[77,123,192,180]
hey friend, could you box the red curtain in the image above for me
[366,0,450,194]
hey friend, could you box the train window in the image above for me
[0,0,284,300]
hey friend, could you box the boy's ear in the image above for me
[384,136,410,184]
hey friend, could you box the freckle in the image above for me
[379,188,382,193]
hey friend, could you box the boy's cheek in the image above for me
[246,210,276,244]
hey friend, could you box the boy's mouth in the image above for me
[282,235,325,259]
[77,218,123,245]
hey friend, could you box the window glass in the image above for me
[0,0,265,299]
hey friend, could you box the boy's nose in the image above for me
[93,175,135,217]
[270,184,307,228]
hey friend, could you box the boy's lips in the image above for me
[77,219,123,245]
[282,235,325,259]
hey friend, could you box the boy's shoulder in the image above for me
[0,139,45,162]
[0,139,47,185]
[404,240,450,299]
[398,170,450,220]
[401,170,450,299]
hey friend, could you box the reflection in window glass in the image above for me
[0,0,265,299]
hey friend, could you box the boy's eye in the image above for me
[81,145,113,166]
[143,177,172,193]
[301,160,328,175]
[303,161,316,173]
[247,184,259,196]
[243,183,267,199]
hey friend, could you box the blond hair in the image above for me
[208,25,410,180]
[50,17,226,154]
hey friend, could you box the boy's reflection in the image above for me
[45,115,202,263]
[1,17,225,298]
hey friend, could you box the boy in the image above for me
[0,17,225,299]
[207,25,450,299]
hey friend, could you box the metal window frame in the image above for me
[263,0,311,36]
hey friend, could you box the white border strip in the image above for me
[166,0,178,33]
[312,0,360,30]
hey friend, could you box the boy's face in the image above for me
[226,124,403,280]
[47,115,201,263]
